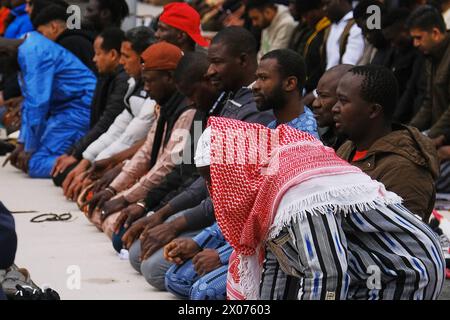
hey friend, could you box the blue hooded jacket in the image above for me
[18,31,97,177]
[4,4,33,39]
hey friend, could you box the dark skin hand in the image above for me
[163,238,201,265]
[64,170,90,201]
[113,203,147,234]
[139,217,187,261]
[120,211,166,249]
[192,249,222,276]
[438,145,450,161]
[62,159,90,198]
[2,143,24,168]
[100,196,128,221]
[51,154,77,177]
[84,189,114,218]
[16,151,31,173]
[91,164,123,193]
[432,135,446,148]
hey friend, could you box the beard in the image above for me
[256,84,286,112]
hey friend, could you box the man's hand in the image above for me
[113,203,147,234]
[432,135,446,148]
[16,151,31,173]
[2,143,24,168]
[120,210,166,249]
[163,238,201,264]
[4,96,23,110]
[438,145,450,161]
[100,196,128,221]
[51,154,77,177]
[91,165,122,193]
[64,170,90,201]
[84,189,114,217]
[192,249,222,276]
[121,216,150,249]
[62,159,90,197]
[140,222,179,261]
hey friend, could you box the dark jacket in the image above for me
[318,126,346,151]
[144,87,275,229]
[0,202,17,300]
[410,34,450,138]
[383,46,426,123]
[288,18,330,93]
[337,124,439,222]
[56,28,96,73]
[67,66,129,160]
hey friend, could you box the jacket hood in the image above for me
[11,3,27,16]
[367,124,439,179]
[56,28,95,43]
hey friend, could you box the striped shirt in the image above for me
[260,203,445,300]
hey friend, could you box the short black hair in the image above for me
[261,49,306,91]
[124,27,156,55]
[407,5,446,33]
[353,0,385,20]
[174,51,210,86]
[32,4,68,28]
[291,0,323,12]
[349,65,398,119]
[246,0,275,11]
[98,27,125,53]
[30,0,69,24]
[211,26,258,57]
[382,8,411,29]
[97,0,130,26]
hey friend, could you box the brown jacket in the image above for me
[410,34,450,138]
[337,125,439,221]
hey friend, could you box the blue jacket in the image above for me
[0,202,17,300]
[18,31,96,154]
[4,4,33,39]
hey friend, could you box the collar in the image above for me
[336,10,353,25]
[430,34,450,61]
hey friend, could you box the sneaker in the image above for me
[1,267,39,297]
[12,285,60,300]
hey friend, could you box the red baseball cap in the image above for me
[159,2,209,47]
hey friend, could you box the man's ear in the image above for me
[110,49,121,61]
[431,27,444,41]
[178,31,189,44]
[239,52,248,67]
[368,103,383,120]
[284,76,298,92]
[99,8,111,21]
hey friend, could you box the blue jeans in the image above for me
[165,260,227,300]
[128,210,201,291]
[112,226,127,253]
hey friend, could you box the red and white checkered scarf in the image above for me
[206,117,400,299]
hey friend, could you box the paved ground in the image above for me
[0,157,173,300]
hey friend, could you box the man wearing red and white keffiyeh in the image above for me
[195,116,446,300]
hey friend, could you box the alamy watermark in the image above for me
[66,5,81,30]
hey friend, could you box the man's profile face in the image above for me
[332,73,371,140]
[155,21,182,46]
[410,28,441,55]
[312,73,339,128]
[207,42,242,93]
[248,8,271,29]
[253,58,285,111]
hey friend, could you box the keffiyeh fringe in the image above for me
[269,182,403,239]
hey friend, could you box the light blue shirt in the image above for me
[267,106,319,138]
